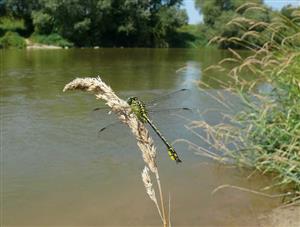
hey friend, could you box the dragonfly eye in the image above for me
[127,97,138,105]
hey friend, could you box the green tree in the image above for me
[281,4,300,19]
[5,0,41,35]
[0,0,6,16]
[195,0,263,24]
[195,0,271,48]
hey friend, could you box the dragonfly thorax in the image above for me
[127,97,148,123]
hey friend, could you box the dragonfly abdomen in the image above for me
[144,115,182,163]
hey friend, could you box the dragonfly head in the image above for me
[127,96,138,105]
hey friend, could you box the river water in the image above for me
[1,48,279,226]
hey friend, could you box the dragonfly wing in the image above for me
[145,88,190,109]
[148,107,192,114]
[91,106,130,143]
[98,120,121,134]
[93,106,111,112]
[97,120,136,146]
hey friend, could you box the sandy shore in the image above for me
[25,39,62,49]
[259,205,300,227]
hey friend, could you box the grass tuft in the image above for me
[192,4,300,204]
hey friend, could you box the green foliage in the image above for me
[153,5,188,47]
[0,0,5,15]
[173,24,209,48]
[0,16,26,37]
[31,11,53,34]
[195,0,263,20]
[281,4,300,19]
[0,31,26,48]
[30,33,73,47]
[0,0,188,47]
[0,16,25,31]
[5,0,41,35]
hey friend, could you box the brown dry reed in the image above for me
[63,77,168,226]
[182,4,300,205]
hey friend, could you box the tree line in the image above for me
[0,0,188,47]
[0,0,299,48]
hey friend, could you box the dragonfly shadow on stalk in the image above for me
[93,88,191,163]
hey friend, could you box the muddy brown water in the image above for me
[1,48,280,226]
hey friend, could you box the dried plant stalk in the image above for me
[63,76,167,226]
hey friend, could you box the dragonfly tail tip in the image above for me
[176,159,182,163]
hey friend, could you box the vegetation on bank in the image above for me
[0,31,26,48]
[0,16,26,48]
[30,33,73,48]
[1,0,299,49]
[0,0,188,48]
[175,24,208,48]
[193,4,300,204]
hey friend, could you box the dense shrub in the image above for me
[0,31,26,48]
[30,33,73,47]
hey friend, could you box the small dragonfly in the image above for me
[94,89,191,163]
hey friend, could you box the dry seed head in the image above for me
[236,2,261,13]
[142,166,158,203]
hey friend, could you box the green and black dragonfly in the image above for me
[94,88,190,163]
